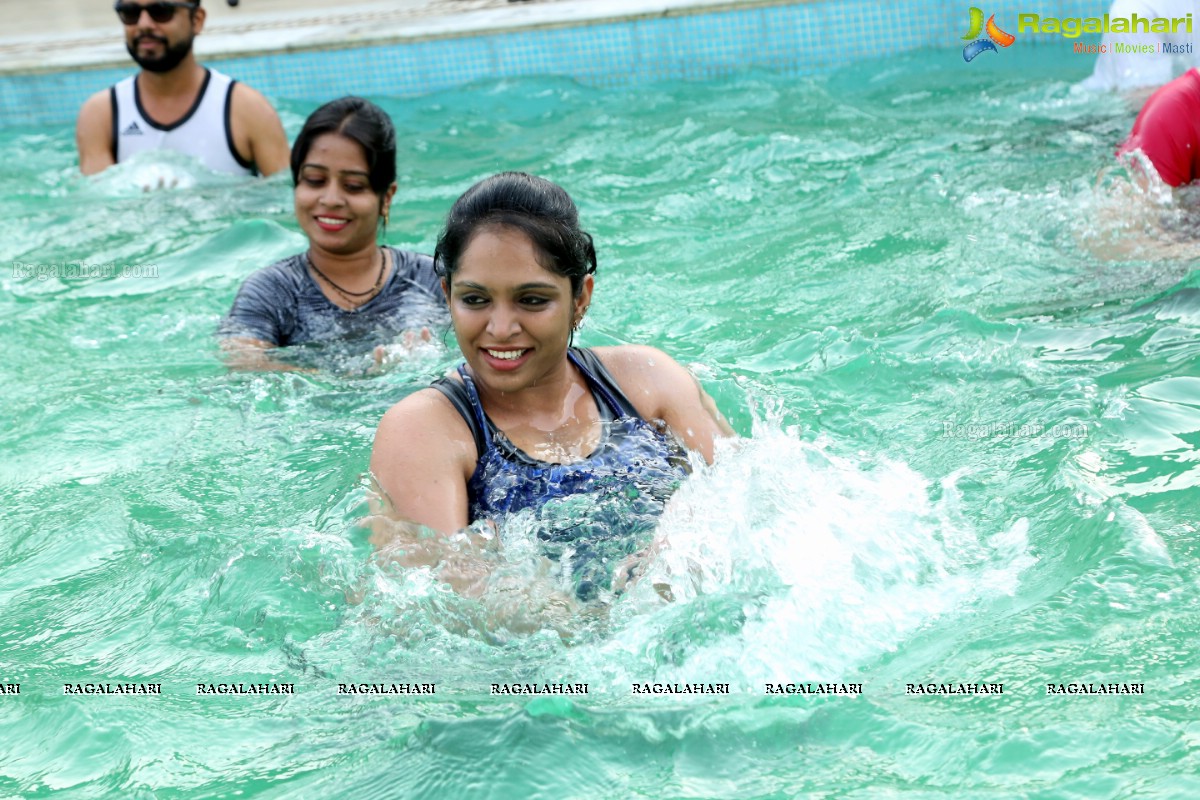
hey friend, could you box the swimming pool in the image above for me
[3,43,1200,799]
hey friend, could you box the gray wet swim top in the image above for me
[219,246,446,348]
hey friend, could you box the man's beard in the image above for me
[127,34,193,73]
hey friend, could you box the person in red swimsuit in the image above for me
[1118,68,1200,187]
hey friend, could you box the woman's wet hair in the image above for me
[434,172,597,297]
[290,96,397,198]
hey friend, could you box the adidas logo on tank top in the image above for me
[122,121,144,136]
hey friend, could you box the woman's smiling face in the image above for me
[447,225,592,393]
[294,133,393,258]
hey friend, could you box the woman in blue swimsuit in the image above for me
[370,172,732,602]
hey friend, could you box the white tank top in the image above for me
[111,68,255,176]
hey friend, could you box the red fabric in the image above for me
[1118,68,1200,187]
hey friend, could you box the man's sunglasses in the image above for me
[114,1,198,25]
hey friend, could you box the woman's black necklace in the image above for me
[307,247,386,303]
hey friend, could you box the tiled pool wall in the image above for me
[2,1,1113,128]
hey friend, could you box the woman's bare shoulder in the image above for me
[589,343,676,373]
[591,344,686,387]
[375,385,473,457]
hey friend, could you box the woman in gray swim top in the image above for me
[219,97,445,367]
[370,172,733,600]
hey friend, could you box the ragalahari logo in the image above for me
[962,7,1016,61]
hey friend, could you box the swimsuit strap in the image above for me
[430,347,641,461]
[428,375,487,457]
[567,348,631,420]
[455,364,495,450]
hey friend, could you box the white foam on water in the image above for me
[348,421,1040,687]
[568,425,1039,689]
[83,149,241,196]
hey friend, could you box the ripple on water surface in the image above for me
[1,49,1198,799]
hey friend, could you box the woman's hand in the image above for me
[368,510,589,637]
[219,337,317,373]
[610,535,677,602]
[369,512,499,596]
[371,328,435,372]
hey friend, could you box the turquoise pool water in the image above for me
[3,47,1199,798]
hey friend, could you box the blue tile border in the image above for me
[0,1,1124,129]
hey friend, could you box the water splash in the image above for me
[350,423,1037,695]
[566,428,1037,689]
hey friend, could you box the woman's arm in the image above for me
[217,268,292,369]
[370,389,475,536]
[370,395,584,623]
[597,344,735,465]
[218,336,313,372]
[369,390,485,591]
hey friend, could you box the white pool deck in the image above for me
[0,0,776,74]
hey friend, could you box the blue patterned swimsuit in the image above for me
[432,348,690,600]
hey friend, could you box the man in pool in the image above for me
[1117,68,1200,188]
[75,0,289,177]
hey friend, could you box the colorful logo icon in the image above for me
[962,7,1016,61]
